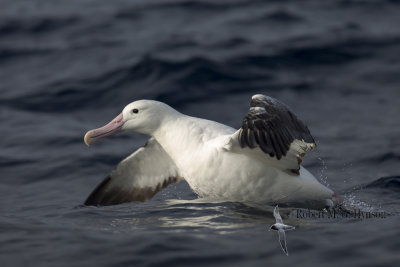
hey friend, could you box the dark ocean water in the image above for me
[1,0,399,266]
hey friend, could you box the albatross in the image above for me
[83,94,335,208]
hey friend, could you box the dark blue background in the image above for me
[1,0,399,266]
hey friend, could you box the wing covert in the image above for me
[239,94,316,160]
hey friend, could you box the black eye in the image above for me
[132,109,139,114]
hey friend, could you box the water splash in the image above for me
[316,157,330,187]
[341,193,377,212]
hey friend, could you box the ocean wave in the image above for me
[2,31,400,113]
[0,16,80,36]
[365,176,400,192]
[360,152,400,164]
[235,9,304,25]
[342,175,400,195]
[0,47,54,60]
[2,55,271,112]
[338,0,400,7]
[136,0,259,11]
[0,156,36,167]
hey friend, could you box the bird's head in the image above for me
[84,100,177,146]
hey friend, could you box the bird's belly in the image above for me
[180,151,333,205]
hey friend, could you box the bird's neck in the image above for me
[153,114,189,150]
[152,115,205,171]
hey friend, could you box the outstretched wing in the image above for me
[239,94,315,160]
[278,230,289,256]
[85,138,183,206]
[273,205,283,224]
[225,94,316,174]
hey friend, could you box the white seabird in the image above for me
[270,205,295,256]
[83,94,335,208]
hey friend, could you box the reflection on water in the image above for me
[101,199,332,237]
[102,195,391,236]
[106,200,274,234]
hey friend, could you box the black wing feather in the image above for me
[85,175,179,206]
[238,95,315,160]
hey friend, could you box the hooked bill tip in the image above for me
[84,131,92,147]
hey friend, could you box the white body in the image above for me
[152,112,333,206]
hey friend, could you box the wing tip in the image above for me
[84,175,182,207]
[84,176,112,206]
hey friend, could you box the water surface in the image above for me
[1,0,399,266]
